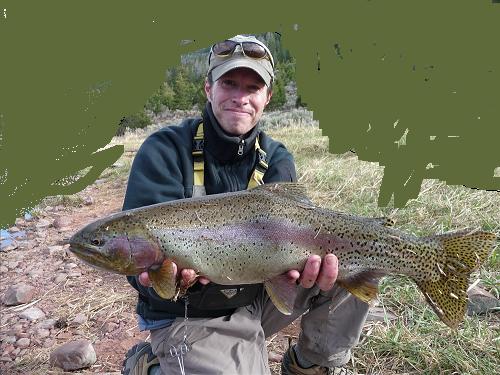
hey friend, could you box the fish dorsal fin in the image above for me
[251,183,313,205]
[373,217,396,227]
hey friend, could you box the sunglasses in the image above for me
[210,40,275,67]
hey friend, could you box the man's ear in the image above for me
[204,79,212,102]
[265,89,273,106]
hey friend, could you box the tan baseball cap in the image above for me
[208,35,275,87]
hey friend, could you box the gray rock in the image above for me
[70,313,87,327]
[19,307,46,321]
[84,196,94,205]
[53,217,73,229]
[2,283,36,306]
[5,261,19,270]
[0,265,8,273]
[467,286,500,315]
[35,328,50,339]
[3,336,17,344]
[49,339,97,370]
[64,262,78,270]
[36,219,52,229]
[38,319,56,330]
[366,306,398,323]
[16,338,30,348]
[53,273,67,284]
[46,245,65,256]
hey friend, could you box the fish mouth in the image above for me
[69,242,124,273]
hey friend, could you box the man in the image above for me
[122,34,369,375]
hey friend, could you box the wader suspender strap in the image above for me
[192,122,267,196]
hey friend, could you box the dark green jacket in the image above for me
[123,103,296,319]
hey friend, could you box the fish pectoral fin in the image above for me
[337,270,383,303]
[148,259,177,300]
[264,274,298,315]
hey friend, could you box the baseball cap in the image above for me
[208,35,275,87]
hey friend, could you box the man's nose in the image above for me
[231,87,250,105]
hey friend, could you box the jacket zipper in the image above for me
[237,139,245,156]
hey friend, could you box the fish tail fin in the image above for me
[416,229,496,329]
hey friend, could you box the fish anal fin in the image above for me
[148,259,177,300]
[338,270,384,303]
[416,277,467,329]
[264,274,298,315]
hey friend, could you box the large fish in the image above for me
[69,183,496,328]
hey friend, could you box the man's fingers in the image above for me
[180,269,197,288]
[316,254,338,291]
[138,272,151,287]
[300,255,321,288]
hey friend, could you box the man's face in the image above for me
[205,68,272,136]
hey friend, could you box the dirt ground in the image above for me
[0,177,298,374]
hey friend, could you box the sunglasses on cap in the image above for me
[210,40,275,67]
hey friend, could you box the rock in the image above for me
[102,321,118,333]
[0,265,8,273]
[9,226,20,233]
[1,239,17,251]
[467,285,500,315]
[43,338,56,348]
[46,245,65,256]
[2,344,15,355]
[49,339,97,370]
[2,283,36,306]
[83,196,94,205]
[11,347,20,356]
[5,261,19,270]
[24,212,33,221]
[16,338,30,348]
[68,271,82,278]
[267,351,283,363]
[70,313,87,327]
[19,307,46,321]
[10,230,26,239]
[53,217,73,229]
[38,319,57,330]
[0,356,13,362]
[366,306,398,323]
[36,218,52,229]
[64,262,78,270]
[35,328,50,339]
[3,336,17,344]
[53,273,67,284]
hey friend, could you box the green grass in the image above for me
[266,120,500,375]
[30,110,498,374]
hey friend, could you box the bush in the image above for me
[116,109,151,136]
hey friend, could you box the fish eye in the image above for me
[91,238,103,246]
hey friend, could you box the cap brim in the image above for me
[211,57,273,87]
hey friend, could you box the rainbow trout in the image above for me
[69,183,496,328]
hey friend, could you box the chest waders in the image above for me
[186,121,266,310]
[192,122,268,197]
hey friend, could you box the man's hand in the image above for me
[138,254,338,292]
[138,264,210,289]
[287,254,338,291]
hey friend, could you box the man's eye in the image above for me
[221,80,236,88]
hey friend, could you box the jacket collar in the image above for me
[202,102,259,162]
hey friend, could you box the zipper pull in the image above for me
[237,139,245,156]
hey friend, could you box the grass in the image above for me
[265,118,500,375]
[24,109,499,374]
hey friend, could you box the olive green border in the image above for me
[1,1,499,227]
